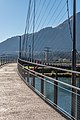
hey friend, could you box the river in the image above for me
[28,76,80,118]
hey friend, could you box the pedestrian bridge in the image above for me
[0,63,66,120]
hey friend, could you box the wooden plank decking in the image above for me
[0,63,66,120]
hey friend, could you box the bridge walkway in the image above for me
[0,63,66,120]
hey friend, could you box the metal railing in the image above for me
[0,55,17,67]
[17,58,80,120]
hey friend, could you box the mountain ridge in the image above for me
[0,12,80,55]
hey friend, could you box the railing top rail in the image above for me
[18,58,80,75]
[18,61,80,91]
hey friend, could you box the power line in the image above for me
[35,1,67,53]
[66,0,80,61]
[35,0,52,32]
[35,0,64,51]
[22,0,31,58]
[32,0,35,61]
[36,11,68,58]
[66,0,73,41]
[35,0,47,29]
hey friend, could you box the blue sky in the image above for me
[0,0,80,43]
[0,0,29,42]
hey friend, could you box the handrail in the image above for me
[17,59,80,120]
[18,58,80,75]
[18,62,80,91]
[0,56,17,67]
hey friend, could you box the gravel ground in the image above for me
[0,63,66,120]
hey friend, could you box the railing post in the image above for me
[0,57,1,66]
[3,57,4,65]
[71,73,76,119]
[6,56,7,64]
[6,56,8,64]
[27,65,29,83]
[54,71,58,107]
[7,57,8,63]
[2,57,3,65]
[41,67,44,94]
[1,57,2,65]
[4,57,5,64]
[77,75,80,120]
[23,67,25,80]
[33,66,35,88]
[5,56,6,64]
[19,36,21,58]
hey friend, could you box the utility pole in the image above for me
[71,0,76,118]
[19,36,21,59]
[44,47,51,63]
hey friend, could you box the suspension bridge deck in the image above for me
[0,63,66,120]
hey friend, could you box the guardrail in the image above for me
[17,58,80,120]
[0,56,17,67]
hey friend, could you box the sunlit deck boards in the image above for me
[0,63,66,120]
